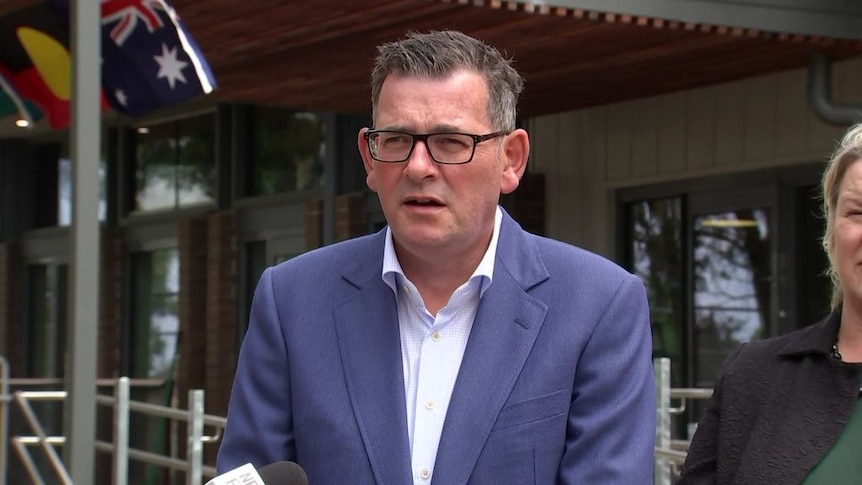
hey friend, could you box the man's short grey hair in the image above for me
[370,30,524,132]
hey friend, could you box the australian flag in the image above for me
[53,0,216,118]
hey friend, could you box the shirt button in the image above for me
[420,468,431,480]
[431,332,441,342]
[425,400,435,410]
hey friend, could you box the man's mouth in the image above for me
[405,197,444,207]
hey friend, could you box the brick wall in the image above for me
[205,211,237,418]
[335,192,368,241]
[98,228,124,377]
[96,228,124,485]
[177,216,209,402]
[164,216,210,474]
[305,197,323,250]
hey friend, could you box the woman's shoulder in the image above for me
[723,313,837,379]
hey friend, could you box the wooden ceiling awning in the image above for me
[3,0,862,118]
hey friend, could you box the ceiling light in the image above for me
[137,127,150,134]
[15,118,30,128]
[700,219,759,228]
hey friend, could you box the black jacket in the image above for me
[677,311,862,484]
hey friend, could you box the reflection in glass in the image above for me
[129,250,180,484]
[134,113,215,211]
[627,198,684,386]
[249,107,324,195]
[135,122,177,211]
[178,113,215,205]
[58,157,107,226]
[131,248,180,378]
[693,209,771,387]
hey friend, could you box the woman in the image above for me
[677,123,862,484]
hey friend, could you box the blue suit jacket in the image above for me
[217,210,655,484]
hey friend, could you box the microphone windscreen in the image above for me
[258,461,308,485]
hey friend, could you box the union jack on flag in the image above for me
[101,0,165,47]
[53,0,216,118]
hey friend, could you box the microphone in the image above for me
[206,461,307,485]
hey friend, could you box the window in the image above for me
[31,143,106,228]
[59,156,107,226]
[626,197,685,387]
[248,107,324,196]
[134,113,215,211]
[692,208,771,386]
[130,248,180,378]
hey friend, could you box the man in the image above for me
[217,30,655,484]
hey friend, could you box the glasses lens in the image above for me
[370,132,413,162]
[427,133,474,164]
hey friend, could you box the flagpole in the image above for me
[66,0,101,482]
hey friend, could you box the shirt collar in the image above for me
[382,206,502,297]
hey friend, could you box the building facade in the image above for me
[1,0,862,481]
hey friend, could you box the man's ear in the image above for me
[501,128,529,195]
[358,128,378,192]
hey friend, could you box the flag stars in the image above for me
[115,89,128,107]
[154,43,188,89]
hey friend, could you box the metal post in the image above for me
[654,358,672,485]
[65,0,101,483]
[186,390,204,485]
[113,377,130,485]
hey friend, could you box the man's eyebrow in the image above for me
[374,124,465,133]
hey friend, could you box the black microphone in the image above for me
[259,461,308,484]
[206,461,307,485]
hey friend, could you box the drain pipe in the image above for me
[808,52,862,126]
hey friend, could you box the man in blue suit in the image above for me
[217,30,655,484]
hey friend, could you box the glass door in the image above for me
[689,187,777,388]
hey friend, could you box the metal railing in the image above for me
[653,357,714,485]
[0,360,225,485]
[1,354,710,485]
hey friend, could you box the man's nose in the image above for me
[403,139,438,180]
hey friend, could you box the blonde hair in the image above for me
[821,122,862,309]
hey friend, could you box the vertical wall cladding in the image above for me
[501,172,546,236]
[205,211,237,418]
[0,243,23,374]
[529,57,862,257]
[335,192,369,241]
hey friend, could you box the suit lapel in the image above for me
[333,233,412,484]
[432,213,549,484]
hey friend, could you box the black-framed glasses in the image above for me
[364,130,508,165]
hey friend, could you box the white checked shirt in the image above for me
[382,207,502,485]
